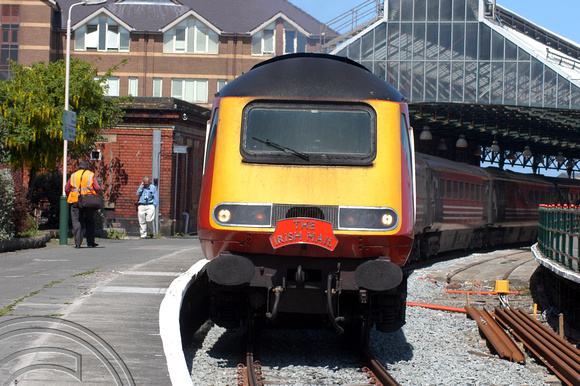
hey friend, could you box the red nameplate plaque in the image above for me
[269,218,338,251]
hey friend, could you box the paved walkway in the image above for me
[0,237,205,385]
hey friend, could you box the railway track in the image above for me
[360,346,401,386]
[444,250,529,284]
[236,325,400,386]
[186,249,562,384]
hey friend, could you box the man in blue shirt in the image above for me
[136,176,158,238]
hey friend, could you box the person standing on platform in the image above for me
[136,176,158,238]
[65,159,101,248]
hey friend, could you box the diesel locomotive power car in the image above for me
[198,53,416,337]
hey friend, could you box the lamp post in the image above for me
[59,0,106,245]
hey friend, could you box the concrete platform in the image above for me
[0,237,206,385]
[532,243,580,284]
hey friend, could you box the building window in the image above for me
[153,78,163,97]
[1,5,19,80]
[163,17,218,54]
[252,23,275,55]
[217,79,227,92]
[104,77,119,96]
[283,23,306,54]
[75,15,130,52]
[171,79,208,103]
[128,77,138,96]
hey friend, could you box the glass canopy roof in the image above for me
[331,0,580,174]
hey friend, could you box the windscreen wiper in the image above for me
[252,136,310,161]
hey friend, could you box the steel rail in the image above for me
[361,346,400,386]
[494,306,580,386]
[444,251,528,283]
[501,257,535,280]
[244,342,260,386]
[239,321,263,386]
[465,306,525,363]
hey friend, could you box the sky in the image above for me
[289,0,580,45]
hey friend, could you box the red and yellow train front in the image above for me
[199,95,414,275]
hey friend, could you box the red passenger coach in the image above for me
[411,153,560,262]
[413,153,487,259]
[198,54,415,338]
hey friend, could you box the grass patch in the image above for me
[0,268,99,317]
[107,229,127,239]
[17,229,42,237]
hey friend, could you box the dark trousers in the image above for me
[70,203,96,247]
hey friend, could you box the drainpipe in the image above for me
[183,212,189,235]
[174,152,179,228]
[152,130,162,235]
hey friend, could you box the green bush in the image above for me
[0,169,15,241]
[17,215,40,237]
[11,171,32,235]
[30,172,61,229]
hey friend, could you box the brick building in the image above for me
[1,0,330,235]
[2,0,328,106]
[92,98,209,235]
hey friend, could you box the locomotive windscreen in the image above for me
[240,102,377,165]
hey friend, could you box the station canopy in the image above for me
[330,0,580,175]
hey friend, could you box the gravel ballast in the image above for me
[185,253,559,385]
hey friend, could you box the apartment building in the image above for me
[3,0,327,106]
[1,0,329,235]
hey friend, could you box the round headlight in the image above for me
[218,209,231,223]
[382,213,393,226]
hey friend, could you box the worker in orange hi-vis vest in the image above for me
[65,159,101,248]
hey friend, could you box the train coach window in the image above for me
[241,102,376,165]
[471,184,476,201]
[477,185,481,201]
[453,181,458,199]
[459,182,464,200]
[446,180,452,199]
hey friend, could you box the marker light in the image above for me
[382,214,393,226]
[339,207,398,231]
[218,209,231,223]
[213,203,272,227]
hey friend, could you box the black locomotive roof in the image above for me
[484,166,553,186]
[416,152,489,178]
[216,53,405,102]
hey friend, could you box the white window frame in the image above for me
[171,79,208,103]
[252,23,275,56]
[128,77,138,96]
[217,79,227,93]
[283,22,307,54]
[105,77,119,96]
[74,16,129,52]
[163,17,218,54]
[153,78,163,97]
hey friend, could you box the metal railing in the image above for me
[319,0,384,53]
[538,205,580,272]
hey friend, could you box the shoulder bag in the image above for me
[77,171,103,209]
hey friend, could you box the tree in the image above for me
[0,58,130,185]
